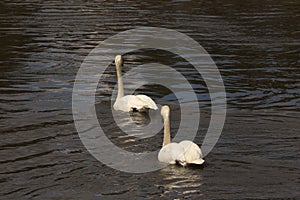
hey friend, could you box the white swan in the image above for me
[113,55,158,112]
[158,105,205,166]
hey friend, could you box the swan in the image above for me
[158,105,205,166]
[113,55,158,112]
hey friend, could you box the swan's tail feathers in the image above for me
[190,158,205,165]
[135,95,158,110]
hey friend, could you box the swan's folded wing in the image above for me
[135,95,158,110]
[126,95,147,110]
[158,143,184,164]
[113,96,133,112]
[179,140,204,164]
[114,95,158,112]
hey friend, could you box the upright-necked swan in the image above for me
[158,105,205,166]
[113,55,158,112]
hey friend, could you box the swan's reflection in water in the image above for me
[112,108,163,139]
[129,111,151,127]
[157,165,204,197]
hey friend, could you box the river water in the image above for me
[0,0,299,199]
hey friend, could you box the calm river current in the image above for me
[0,0,299,199]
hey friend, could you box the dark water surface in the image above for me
[1,0,299,199]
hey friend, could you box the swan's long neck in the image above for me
[162,112,171,147]
[116,62,124,100]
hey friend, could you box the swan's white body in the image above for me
[113,55,158,112]
[114,94,158,112]
[158,106,204,166]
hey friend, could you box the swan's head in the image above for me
[115,55,123,67]
[161,105,170,119]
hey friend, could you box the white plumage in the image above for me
[158,143,185,164]
[114,94,158,112]
[113,55,158,112]
[158,106,205,167]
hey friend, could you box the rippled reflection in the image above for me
[129,111,151,127]
[157,165,204,197]
[0,0,299,199]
